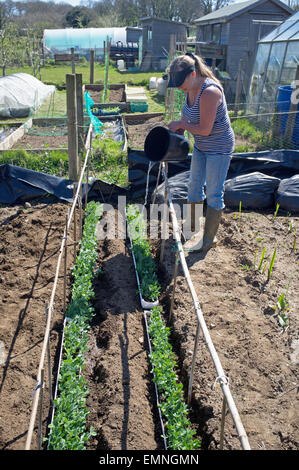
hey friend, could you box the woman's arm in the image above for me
[168,86,222,136]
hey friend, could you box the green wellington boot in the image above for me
[183,201,204,252]
[184,205,223,254]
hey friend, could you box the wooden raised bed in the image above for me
[84,83,129,112]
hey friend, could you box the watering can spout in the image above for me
[144,126,190,162]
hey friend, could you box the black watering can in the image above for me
[144,126,190,162]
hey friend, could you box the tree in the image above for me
[64,6,93,28]
[0,23,27,76]
[200,0,233,15]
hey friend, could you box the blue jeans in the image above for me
[188,148,232,210]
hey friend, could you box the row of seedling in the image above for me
[47,201,103,449]
[127,204,200,450]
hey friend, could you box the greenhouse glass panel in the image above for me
[280,42,299,86]
[258,16,298,43]
[247,43,271,113]
[261,42,286,112]
[289,31,299,40]
[272,20,299,42]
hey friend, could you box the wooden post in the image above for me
[66,74,79,181]
[90,49,94,84]
[71,47,75,74]
[285,65,299,145]
[234,59,243,117]
[75,73,84,156]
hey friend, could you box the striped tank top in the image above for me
[182,78,235,155]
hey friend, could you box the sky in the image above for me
[0,0,262,7]
[0,0,294,9]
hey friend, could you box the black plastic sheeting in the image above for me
[0,164,127,205]
[128,149,299,212]
[224,172,281,209]
[276,175,299,213]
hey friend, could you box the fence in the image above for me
[25,123,93,450]
[153,162,251,450]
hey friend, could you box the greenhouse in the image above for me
[247,10,299,115]
[43,27,136,58]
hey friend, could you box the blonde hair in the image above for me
[169,53,222,87]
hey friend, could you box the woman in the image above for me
[167,52,234,253]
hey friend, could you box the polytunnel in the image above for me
[43,27,128,58]
[247,10,299,115]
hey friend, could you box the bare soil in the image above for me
[0,201,77,449]
[88,88,126,104]
[0,199,298,451]
[11,127,68,150]
[154,208,299,450]
[124,114,166,149]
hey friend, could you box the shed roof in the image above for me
[138,16,189,27]
[194,0,293,25]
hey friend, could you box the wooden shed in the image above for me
[139,17,189,71]
[193,0,293,99]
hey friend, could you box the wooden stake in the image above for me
[219,396,227,450]
[187,320,201,406]
[159,162,168,265]
[73,184,77,262]
[66,74,79,181]
[75,73,84,156]
[85,155,89,209]
[64,211,69,315]
[44,303,53,406]
[71,47,75,74]
[90,49,95,84]
[169,252,179,322]
[37,368,44,450]
[234,59,243,117]
[79,183,83,240]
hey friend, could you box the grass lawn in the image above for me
[2,63,166,123]
[6,63,164,90]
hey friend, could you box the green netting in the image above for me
[85,91,104,134]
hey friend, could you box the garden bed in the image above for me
[0,199,298,450]
[0,121,32,151]
[123,113,165,149]
[0,200,79,449]
[84,84,127,107]
[152,207,299,450]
